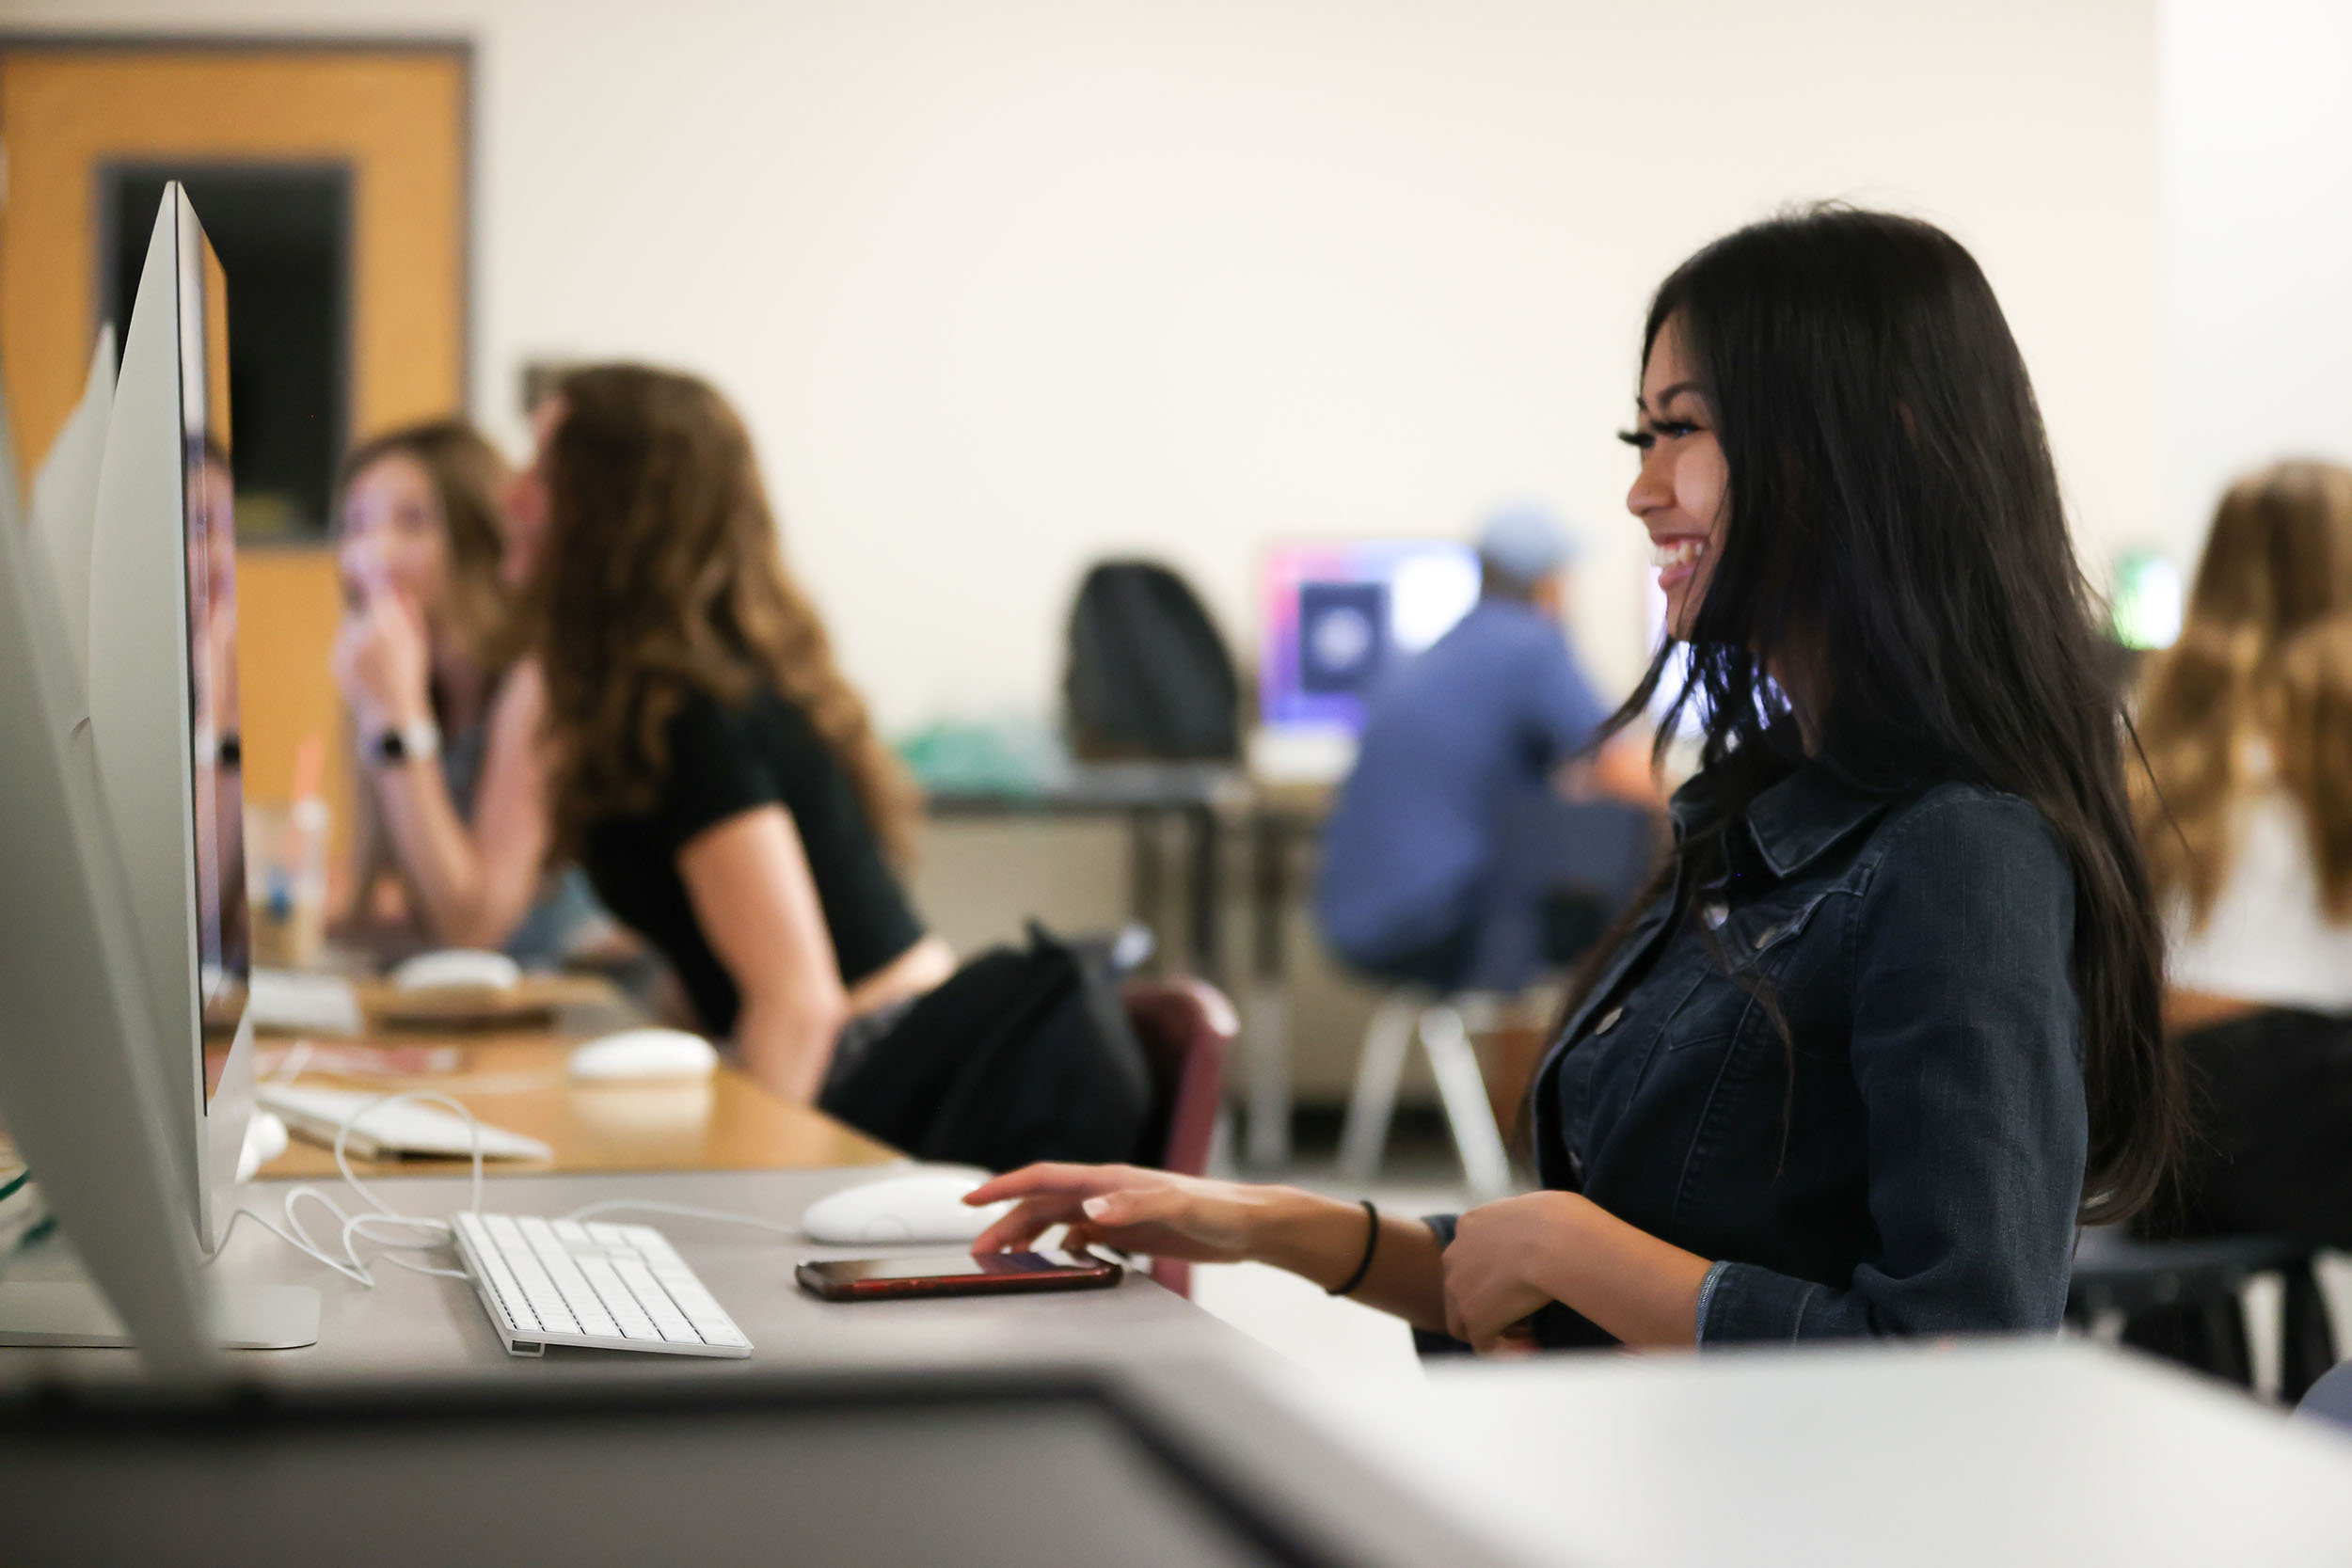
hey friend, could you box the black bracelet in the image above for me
[1327,1199,1380,1297]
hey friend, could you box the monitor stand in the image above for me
[0,1280,318,1351]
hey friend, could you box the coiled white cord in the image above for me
[209,1090,805,1290]
[208,1088,485,1287]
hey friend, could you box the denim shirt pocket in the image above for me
[1659,890,1836,1052]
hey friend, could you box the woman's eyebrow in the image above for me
[1639,381,1703,414]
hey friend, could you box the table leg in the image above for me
[1245,809,1293,1170]
[1185,802,1221,983]
[1129,810,1163,958]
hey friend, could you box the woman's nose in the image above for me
[1627,454,1670,519]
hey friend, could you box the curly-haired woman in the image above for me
[504,367,955,1101]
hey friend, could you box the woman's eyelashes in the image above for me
[1616,420,1702,451]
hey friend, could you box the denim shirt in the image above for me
[1433,758,2088,1348]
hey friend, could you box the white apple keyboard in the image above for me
[255,1083,552,1162]
[247,969,365,1037]
[451,1212,750,1358]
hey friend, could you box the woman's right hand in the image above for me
[966,1164,1299,1266]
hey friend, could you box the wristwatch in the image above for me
[370,718,442,768]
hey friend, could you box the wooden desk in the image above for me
[257,984,898,1179]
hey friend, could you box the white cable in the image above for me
[557,1198,805,1240]
[216,1088,487,1289]
[223,1097,807,1288]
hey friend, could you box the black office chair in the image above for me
[2065,1227,2339,1402]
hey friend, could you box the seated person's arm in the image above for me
[966,1165,1453,1334]
[675,804,850,1103]
[358,656,553,952]
[1563,733,1669,812]
[1526,637,1665,812]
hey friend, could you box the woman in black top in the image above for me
[971,208,2186,1350]
[510,366,954,1101]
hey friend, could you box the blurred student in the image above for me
[330,420,602,962]
[2134,461,2352,1246]
[511,365,955,1102]
[970,208,2182,1352]
[1314,506,1661,992]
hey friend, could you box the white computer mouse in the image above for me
[569,1027,720,1083]
[800,1173,1012,1245]
[390,948,521,993]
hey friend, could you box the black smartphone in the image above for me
[795,1249,1122,1302]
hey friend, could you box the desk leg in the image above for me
[1129,810,1163,958]
[1186,803,1221,983]
[1245,810,1293,1170]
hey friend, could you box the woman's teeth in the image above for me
[1650,538,1706,571]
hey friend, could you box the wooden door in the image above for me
[0,39,470,850]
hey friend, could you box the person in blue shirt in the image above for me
[1313,507,1661,991]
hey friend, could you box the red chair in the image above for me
[1121,976,1237,1298]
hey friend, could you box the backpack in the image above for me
[817,924,1154,1172]
[1063,561,1241,761]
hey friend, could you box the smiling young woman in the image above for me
[968,206,2185,1353]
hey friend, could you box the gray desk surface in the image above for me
[1283,1338,2352,1568]
[0,1165,1260,1386]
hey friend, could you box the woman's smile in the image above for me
[1650,534,1708,591]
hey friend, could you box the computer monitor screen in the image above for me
[1259,540,1480,734]
[180,223,248,1102]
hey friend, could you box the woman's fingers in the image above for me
[969,1196,1074,1255]
[965,1163,1139,1208]
[1078,1186,1194,1234]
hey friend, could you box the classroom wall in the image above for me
[2162,0,2352,562]
[9,0,2164,731]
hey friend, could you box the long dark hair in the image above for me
[1573,206,2180,1224]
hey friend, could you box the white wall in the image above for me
[8,0,2164,730]
[2163,0,2352,562]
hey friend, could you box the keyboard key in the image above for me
[613,1256,701,1343]
[554,1219,594,1247]
[690,1315,750,1350]
[578,1256,662,1340]
[536,1243,621,1340]
[456,1215,542,1336]
[507,1253,578,1334]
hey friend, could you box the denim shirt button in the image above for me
[1595,1006,1623,1035]
[1702,901,1729,929]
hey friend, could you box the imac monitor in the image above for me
[0,184,308,1361]
[87,183,255,1255]
[1257,540,1481,737]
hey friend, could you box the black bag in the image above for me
[1064,561,1241,761]
[817,924,1154,1172]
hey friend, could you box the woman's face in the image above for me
[1626,316,1729,641]
[501,396,566,593]
[339,451,450,620]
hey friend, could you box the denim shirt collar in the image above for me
[1668,754,1905,879]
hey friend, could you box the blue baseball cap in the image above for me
[1476,503,1579,584]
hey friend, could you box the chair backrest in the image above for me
[2295,1357,2352,1434]
[1120,976,1238,1299]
